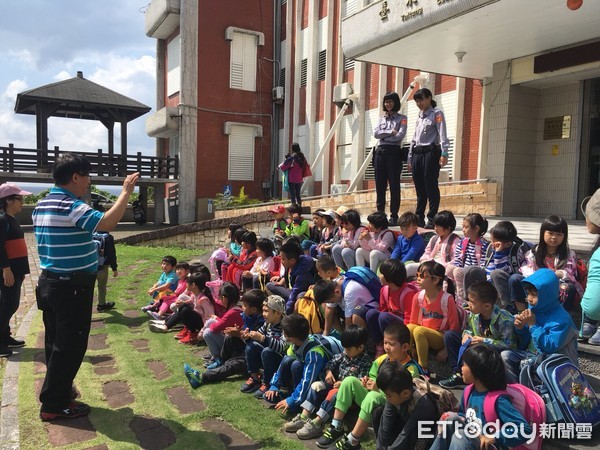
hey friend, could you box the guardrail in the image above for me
[0,144,178,179]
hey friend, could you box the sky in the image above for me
[0,0,156,193]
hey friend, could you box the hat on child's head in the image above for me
[335,205,349,217]
[269,204,286,214]
[0,182,31,199]
[582,189,600,227]
[300,239,314,251]
[266,295,286,314]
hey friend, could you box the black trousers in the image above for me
[0,275,24,346]
[36,272,96,410]
[411,146,441,224]
[179,305,204,332]
[289,182,302,205]
[373,147,403,219]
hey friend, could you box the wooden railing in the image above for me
[0,144,178,179]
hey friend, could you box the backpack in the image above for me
[295,290,325,334]
[520,353,600,427]
[306,334,344,360]
[342,266,383,303]
[206,279,224,304]
[381,229,399,253]
[464,383,546,450]
[302,161,312,178]
[576,258,588,291]
[416,290,468,331]
[380,283,419,319]
[92,232,109,266]
[428,233,459,263]
[410,375,460,417]
[483,237,533,273]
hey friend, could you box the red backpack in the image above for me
[415,290,468,331]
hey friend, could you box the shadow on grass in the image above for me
[90,406,220,449]
[101,310,147,328]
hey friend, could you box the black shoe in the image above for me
[439,373,466,389]
[424,220,435,230]
[40,401,91,421]
[0,347,12,357]
[328,436,361,450]
[97,302,115,312]
[388,217,398,226]
[6,336,25,348]
[317,424,347,448]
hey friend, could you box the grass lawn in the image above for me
[17,245,318,449]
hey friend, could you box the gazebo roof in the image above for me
[14,71,151,122]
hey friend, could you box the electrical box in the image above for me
[272,86,284,103]
[330,184,347,195]
[333,83,353,103]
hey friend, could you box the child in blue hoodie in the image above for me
[501,268,579,383]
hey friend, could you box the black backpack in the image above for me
[484,237,532,273]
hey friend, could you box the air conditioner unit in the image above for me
[330,184,347,195]
[272,86,284,103]
[333,83,353,103]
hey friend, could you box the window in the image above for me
[344,56,355,72]
[226,27,265,91]
[300,59,308,87]
[279,67,286,87]
[318,50,326,81]
[167,35,181,96]
[342,0,358,18]
[225,122,262,181]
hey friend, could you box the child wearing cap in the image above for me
[581,189,600,345]
[311,210,341,258]
[285,203,311,241]
[239,295,288,395]
[0,182,31,357]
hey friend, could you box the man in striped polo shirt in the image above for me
[33,153,138,421]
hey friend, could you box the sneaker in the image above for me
[40,401,91,421]
[206,357,223,370]
[183,363,203,389]
[179,331,199,345]
[6,336,25,348]
[439,373,466,389]
[141,305,153,312]
[297,419,324,439]
[588,329,600,346]
[580,322,597,341]
[96,302,115,312]
[328,435,361,450]
[202,353,214,361]
[147,311,162,320]
[240,376,262,393]
[69,385,80,401]
[174,327,190,340]
[149,322,169,333]
[283,414,308,432]
[424,220,435,230]
[388,217,398,227]
[0,347,12,357]
[254,383,268,399]
[316,423,346,448]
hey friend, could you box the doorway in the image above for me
[578,78,600,218]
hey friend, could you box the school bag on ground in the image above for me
[342,266,383,302]
[464,383,545,450]
[415,290,469,331]
[520,353,600,427]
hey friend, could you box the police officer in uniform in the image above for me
[407,88,449,229]
[373,92,408,226]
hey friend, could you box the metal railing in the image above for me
[0,144,179,179]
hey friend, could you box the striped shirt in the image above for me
[452,238,489,268]
[32,187,104,273]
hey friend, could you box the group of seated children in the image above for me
[151,203,586,450]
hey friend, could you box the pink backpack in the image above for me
[416,290,468,331]
[464,384,546,450]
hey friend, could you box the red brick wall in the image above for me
[404,69,421,99]
[319,0,328,19]
[299,87,307,125]
[302,0,309,28]
[195,0,274,200]
[316,80,326,121]
[461,81,482,180]
[366,64,380,110]
[436,74,456,95]
[386,66,396,94]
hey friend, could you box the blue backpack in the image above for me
[92,232,109,266]
[520,354,600,427]
[342,266,383,302]
[305,334,344,360]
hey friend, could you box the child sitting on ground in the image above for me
[284,325,373,440]
[405,210,459,278]
[430,344,532,450]
[239,295,288,396]
[311,210,341,258]
[355,211,395,271]
[440,281,517,389]
[286,203,311,241]
[331,209,366,271]
[501,268,579,383]
[172,272,216,344]
[390,211,426,263]
[184,290,266,387]
[222,230,258,286]
[241,238,276,292]
[263,314,332,414]
[446,213,489,304]
[408,261,460,377]
[142,255,178,311]
[147,262,190,321]
[269,204,288,251]
[209,222,243,278]
[317,323,423,450]
[353,259,418,356]
[375,363,440,450]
